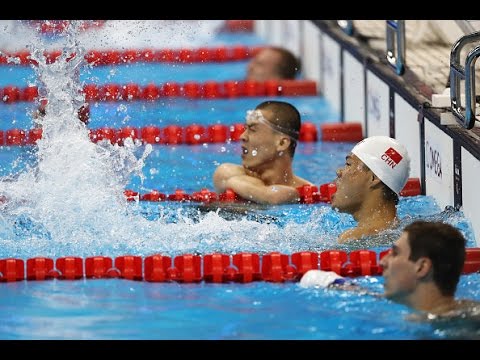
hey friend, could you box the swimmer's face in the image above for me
[240,109,283,172]
[246,48,283,82]
[380,231,419,303]
[331,154,371,214]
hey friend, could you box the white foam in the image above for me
[0,20,225,52]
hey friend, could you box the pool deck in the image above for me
[324,20,480,143]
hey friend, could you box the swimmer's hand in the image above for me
[299,270,346,288]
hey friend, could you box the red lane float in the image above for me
[85,256,117,278]
[144,255,172,282]
[1,45,260,67]
[0,80,317,103]
[89,127,116,144]
[192,189,217,203]
[0,179,421,211]
[203,254,231,283]
[321,122,363,142]
[56,257,83,280]
[296,177,420,204]
[299,122,318,142]
[173,254,202,283]
[26,20,105,36]
[2,248,478,283]
[0,258,25,281]
[141,126,161,144]
[399,178,421,197]
[185,125,206,144]
[320,250,347,275]
[126,178,419,207]
[261,252,297,282]
[291,251,319,278]
[223,20,254,32]
[141,190,166,202]
[27,128,42,144]
[463,248,480,274]
[162,125,183,144]
[2,121,318,147]
[27,257,55,280]
[346,250,381,276]
[116,126,139,145]
[115,256,143,280]
[233,253,262,283]
[5,129,26,146]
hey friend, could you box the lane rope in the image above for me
[1,122,367,147]
[0,79,317,103]
[0,45,262,66]
[1,248,478,283]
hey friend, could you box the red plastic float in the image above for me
[0,258,24,282]
[203,254,231,283]
[144,255,172,282]
[56,257,83,280]
[0,246,478,284]
[321,122,364,142]
[141,126,162,144]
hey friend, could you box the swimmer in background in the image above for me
[301,220,480,323]
[213,100,312,205]
[246,46,301,82]
[330,136,411,243]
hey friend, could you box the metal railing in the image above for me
[386,20,406,75]
[455,20,477,36]
[337,20,354,36]
[450,31,480,129]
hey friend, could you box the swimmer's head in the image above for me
[351,136,410,194]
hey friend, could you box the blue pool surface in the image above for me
[1,272,478,340]
[0,97,339,131]
[0,23,479,340]
[0,62,250,87]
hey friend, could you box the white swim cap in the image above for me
[351,136,410,195]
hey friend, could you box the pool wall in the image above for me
[255,20,480,246]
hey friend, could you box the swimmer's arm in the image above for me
[224,175,300,205]
[338,229,360,244]
[329,282,382,298]
[213,163,246,193]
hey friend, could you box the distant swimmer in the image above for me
[246,46,301,82]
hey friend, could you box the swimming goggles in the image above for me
[245,109,299,141]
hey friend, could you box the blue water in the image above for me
[1,273,478,340]
[0,32,265,87]
[0,24,478,340]
[0,62,250,88]
[0,97,339,131]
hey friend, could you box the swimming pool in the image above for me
[0,20,478,340]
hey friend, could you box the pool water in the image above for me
[1,272,478,340]
[0,21,478,340]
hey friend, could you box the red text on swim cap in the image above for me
[381,147,403,169]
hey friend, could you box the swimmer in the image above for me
[213,100,312,205]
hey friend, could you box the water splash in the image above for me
[0,21,153,257]
[0,20,225,52]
